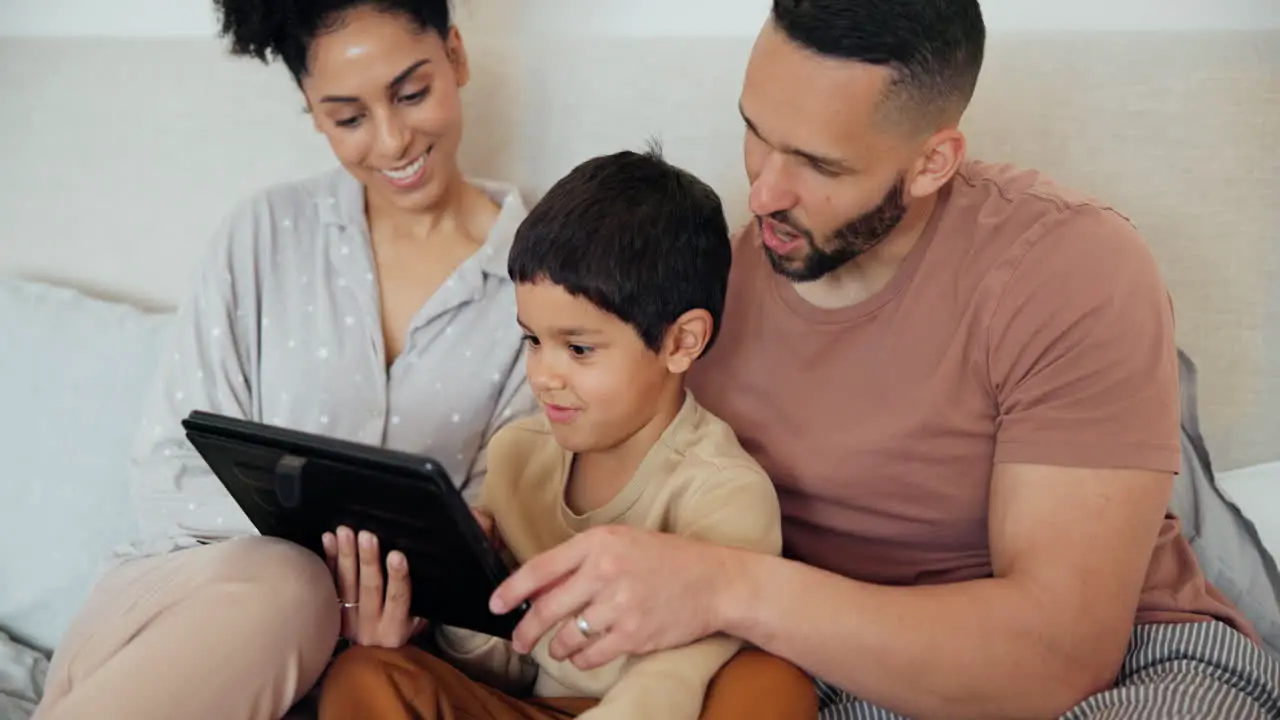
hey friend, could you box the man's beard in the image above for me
[762,177,907,283]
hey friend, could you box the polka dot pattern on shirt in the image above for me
[125,168,539,552]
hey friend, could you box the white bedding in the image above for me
[1219,461,1280,563]
[0,633,44,720]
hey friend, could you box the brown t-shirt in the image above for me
[688,160,1257,639]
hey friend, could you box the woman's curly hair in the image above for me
[213,0,452,80]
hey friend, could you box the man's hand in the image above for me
[322,526,428,647]
[489,525,731,669]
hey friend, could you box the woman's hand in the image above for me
[322,526,428,647]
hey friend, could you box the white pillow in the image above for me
[1173,350,1280,660]
[1218,462,1280,572]
[0,278,172,654]
[0,630,46,720]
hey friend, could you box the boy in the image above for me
[319,145,810,719]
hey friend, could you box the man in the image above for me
[489,1,1280,718]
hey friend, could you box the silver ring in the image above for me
[575,613,596,638]
[339,601,358,609]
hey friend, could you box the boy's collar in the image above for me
[648,389,701,455]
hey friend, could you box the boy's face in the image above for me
[515,280,698,454]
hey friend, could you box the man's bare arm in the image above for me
[715,464,1172,719]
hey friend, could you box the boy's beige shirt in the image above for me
[436,391,783,719]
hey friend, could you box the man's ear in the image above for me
[663,309,713,374]
[907,126,967,200]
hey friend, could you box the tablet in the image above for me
[180,410,527,639]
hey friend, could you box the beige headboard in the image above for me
[0,29,1275,470]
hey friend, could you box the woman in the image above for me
[34,2,535,718]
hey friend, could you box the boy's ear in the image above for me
[663,309,713,374]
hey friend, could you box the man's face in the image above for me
[739,21,918,282]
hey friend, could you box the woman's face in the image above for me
[301,7,469,213]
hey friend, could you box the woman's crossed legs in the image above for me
[34,537,340,720]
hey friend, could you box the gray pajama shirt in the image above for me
[119,166,537,558]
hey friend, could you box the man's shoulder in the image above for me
[939,160,1157,293]
[948,160,1142,246]
[955,160,1114,208]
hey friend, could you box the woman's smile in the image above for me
[379,145,433,189]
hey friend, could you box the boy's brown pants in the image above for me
[317,644,819,720]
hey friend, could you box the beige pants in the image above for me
[34,536,341,720]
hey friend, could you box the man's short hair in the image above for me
[772,0,986,130]
[508,141,732,355]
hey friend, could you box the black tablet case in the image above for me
[181,410,526,639]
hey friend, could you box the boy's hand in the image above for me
[322,526,428,647]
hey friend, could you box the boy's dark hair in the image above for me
[509,141,732,356]
[214,0,452,82]
[772,0,985,129]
